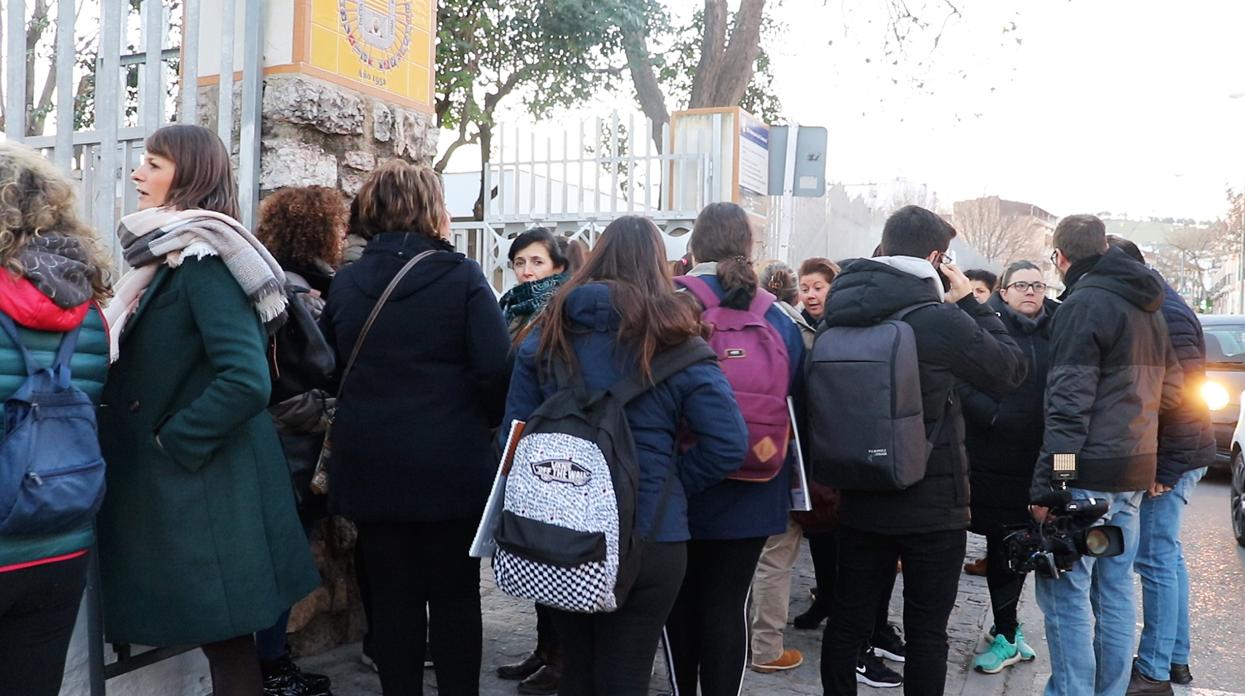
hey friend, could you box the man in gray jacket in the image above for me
[1031,215,1180,696]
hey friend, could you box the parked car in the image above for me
[1204,315,1245,547]
[1197,316,1245,466]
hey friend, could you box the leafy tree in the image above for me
[435,0,623,216]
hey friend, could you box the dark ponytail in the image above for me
[689,202,758,309]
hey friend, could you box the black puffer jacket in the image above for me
[1156,282,1216,485]
[821,258,1027,535]
[958,294,1058,534]
[1030,248,1182,501]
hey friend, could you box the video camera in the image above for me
[1003,489,1125,580]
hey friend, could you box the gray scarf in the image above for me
[18,234,93,309]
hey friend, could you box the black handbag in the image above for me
[268,286,336,406]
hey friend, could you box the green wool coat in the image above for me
[96,256,319,647]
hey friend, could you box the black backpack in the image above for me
[493,338,717,613]
[806,302,944,491]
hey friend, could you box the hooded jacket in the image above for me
[821,257,1027,535]
[957,294,1058,533]
[320,232,512,523]
[1030,247,1182,501]
[1155,282,1215,485]
[0,277,108,570]
[501,283,749,542]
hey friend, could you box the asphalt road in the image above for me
[1180,466,1245,692]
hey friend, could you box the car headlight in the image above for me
[1202,380,1231,412]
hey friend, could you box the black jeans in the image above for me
[823,526,966,696]
[809,530,895,648]
[0,553,90,696]
[984,528,1025,640]
[664,537,767,696]
[356,519,482,696]
[552,541,687,696]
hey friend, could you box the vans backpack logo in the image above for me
[532,458,592,486]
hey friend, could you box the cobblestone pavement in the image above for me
[302,533,994,695]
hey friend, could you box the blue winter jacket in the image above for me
[501,283,748,543]
[1156,282,1216,485]
[679,270,806,540]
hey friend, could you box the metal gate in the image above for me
[2,2,264,692]
[2,0,265,260]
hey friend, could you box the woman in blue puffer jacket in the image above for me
[0,142,112,696]
[501,214,747,695]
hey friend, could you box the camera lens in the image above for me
[1084,528,1110,555]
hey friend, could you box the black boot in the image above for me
[518,651,561,696]
[497,650,544,681]
[261,655,332,696]
[793,596,830,630]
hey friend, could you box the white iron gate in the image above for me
[2,0,265,262]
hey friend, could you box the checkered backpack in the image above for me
[493,338,717,613]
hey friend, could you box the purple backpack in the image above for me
[675,275,791,482]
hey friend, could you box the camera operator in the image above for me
[1108,236,1214,695]
[818,206,1026,696]
[1031,215,1181,696]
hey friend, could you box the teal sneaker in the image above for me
[973,633,1021,674]
[1014,626,1037,662]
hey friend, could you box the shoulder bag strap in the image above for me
[336,249,438,399]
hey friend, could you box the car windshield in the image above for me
[1204,325,1245,367]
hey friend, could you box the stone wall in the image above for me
[199,72,437,198]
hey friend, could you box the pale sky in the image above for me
[765,0,1245,221]
[442,0,1245,222]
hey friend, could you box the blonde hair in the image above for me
[0,142,112,302]
[356,160,449,239]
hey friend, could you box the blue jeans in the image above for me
[1035,488,1143,696]
[1134,467,1206,681]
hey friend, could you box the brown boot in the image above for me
[964,557,988,576]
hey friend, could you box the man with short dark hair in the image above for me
[965,269,998,304]
[819,206,1026,695]
[1032,216,1181,696]
[1106,235,1214,694]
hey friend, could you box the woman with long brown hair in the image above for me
[500,215,746,694]
[664,202,806,693]
[319,160,511,695]
[96,124,319,696]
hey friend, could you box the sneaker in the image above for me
[1014,626,1037,662]
[973,633,1021,674]
[856,649,902,688]
[1170,663,1192,685]
[751,649,804,673]
[964,556,988,576]
[871,624,906,663]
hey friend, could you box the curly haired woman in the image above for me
[254,185,348,696]
[0,142,112,695]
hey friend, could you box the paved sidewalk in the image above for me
[301,533,994,695]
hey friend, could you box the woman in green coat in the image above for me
[97,125,319,695]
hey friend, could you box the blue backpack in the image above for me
[0,312,106,536]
